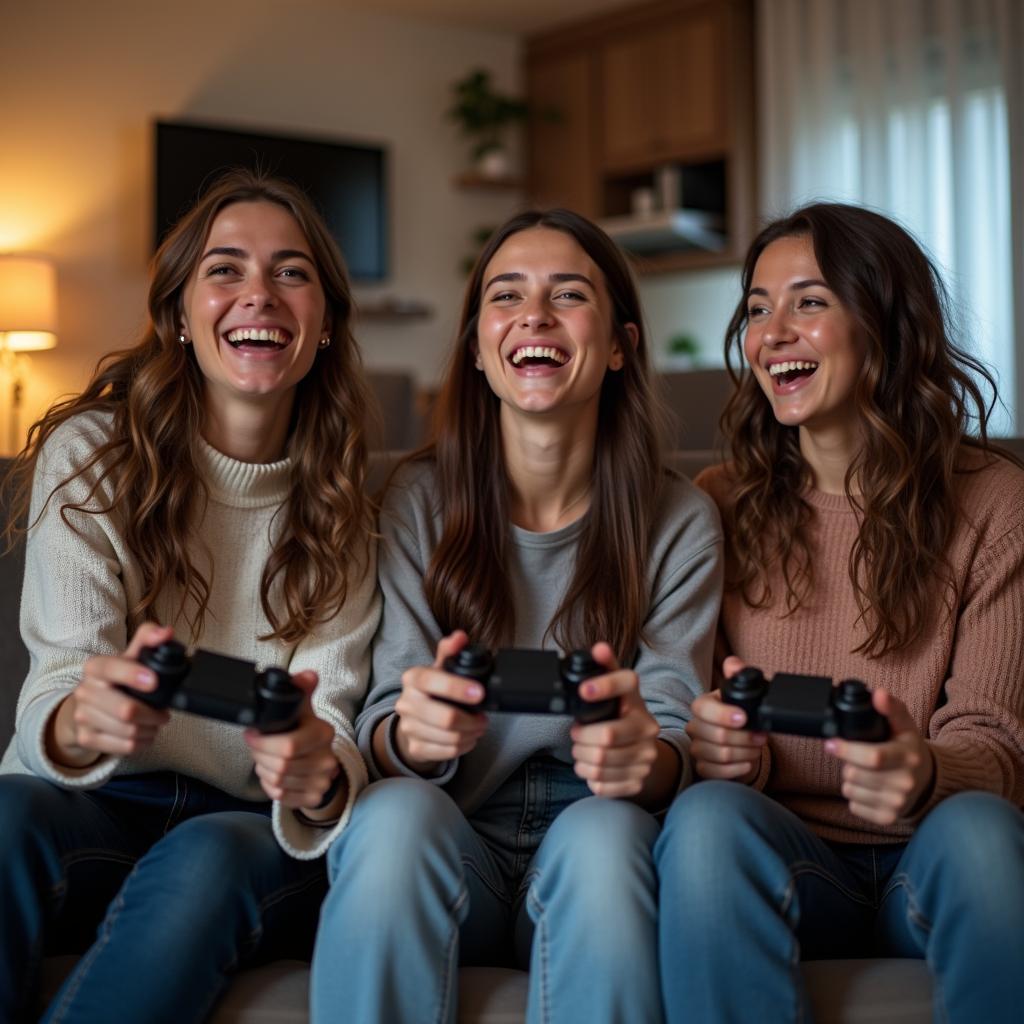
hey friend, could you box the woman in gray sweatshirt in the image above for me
[311,208,723,1024]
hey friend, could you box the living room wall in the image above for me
[0,0,523,442]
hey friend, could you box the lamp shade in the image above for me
[0,255,58,351]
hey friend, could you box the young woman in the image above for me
[656,203,1024,1023]
[310,209,722,1023]
[0,170,379,1023]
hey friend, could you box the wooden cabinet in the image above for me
[525,0,754,272]
[525,51,600,218]
[601,5,725,170]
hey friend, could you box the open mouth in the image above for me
[508,344,570,368]
[768,360,818,385]
[224,327,291,350]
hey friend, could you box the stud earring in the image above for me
[177,334,189,346]
[318,337,332,349]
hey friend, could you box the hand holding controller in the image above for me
[721,667,891,742]
[120,640,303,734]
[442,645,618,724]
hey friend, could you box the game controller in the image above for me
[720,667,891,742]
[441,645,618,724]
[119,640,303,734]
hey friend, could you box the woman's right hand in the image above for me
[46,622,174,769]
[391,630,489,773]
[686,656,767,785]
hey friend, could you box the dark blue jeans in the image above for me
[655,781,1024,1023]
[0,771,327,1024]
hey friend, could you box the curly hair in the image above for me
[720,202,1013,657]
[410,209,671,661]
[2,169,375,644]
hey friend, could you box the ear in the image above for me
[609,322,638,371]
[472,344,484,372]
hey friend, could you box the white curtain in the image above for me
[757,0,1023,435]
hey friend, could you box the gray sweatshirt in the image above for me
[356,459,723,814]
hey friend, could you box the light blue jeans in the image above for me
[0,772,326,1024]
[311,757,663,1024]
[655,781,1024,1023]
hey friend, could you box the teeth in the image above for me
[769,360,819,377]
[225,327,288,345]
[510,345,569,366]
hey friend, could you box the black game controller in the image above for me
[441,645,618,724]
[119,640,303,734]
[720,667,891,742]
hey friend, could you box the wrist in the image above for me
[45,696,101,770]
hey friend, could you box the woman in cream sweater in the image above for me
[0,170,378,1023]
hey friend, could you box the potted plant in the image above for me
[665,332,702,368]
[447,69,529,179]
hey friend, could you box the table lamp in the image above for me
[0,255,58,455]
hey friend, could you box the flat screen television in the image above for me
[154,120,388,282]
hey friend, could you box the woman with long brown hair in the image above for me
[655,202,1024,1022]
[0,169,379,1022]
[310,209,722,1023]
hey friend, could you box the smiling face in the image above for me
[474,226,633,420]
[180,200,329,414]
[744,234,866,438]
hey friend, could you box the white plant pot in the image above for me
[477,148,511,180]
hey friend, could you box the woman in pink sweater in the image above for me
[656,203,1024,1023]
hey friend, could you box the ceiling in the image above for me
[346,0,645,35]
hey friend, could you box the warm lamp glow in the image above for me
[0,255,58,352]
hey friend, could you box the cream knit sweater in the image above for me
[0,410,380,860]
[697,449,1024,844]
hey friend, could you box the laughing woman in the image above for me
[310,209,722,1024]
[656,203,1024,1023]
[0,170,378,1023]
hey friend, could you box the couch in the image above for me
[24,439,1024,1020]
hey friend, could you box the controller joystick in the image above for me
[720,667,890,742]
[442,644,617,724]
[121,642,302,733]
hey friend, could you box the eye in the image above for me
[489,290,520,303]
[278,266,311,281]
[553,288,587,302]
[798,296,826,309]
[205,263,239,277]
[747,303,770,319]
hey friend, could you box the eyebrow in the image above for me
[483,271,596,291]
[748,278,829,297]
[200,246,315,263]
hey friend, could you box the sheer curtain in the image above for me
[757,0,1023,435]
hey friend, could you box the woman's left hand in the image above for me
[569,642,661,798]
[825,690,935,825]
[245,670,343,810]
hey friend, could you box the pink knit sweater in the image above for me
[696,451,1024,844]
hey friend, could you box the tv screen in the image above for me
[154,120,388,282]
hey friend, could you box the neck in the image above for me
[201,387,295,463]
[798,421,861,494]
[500,403,599,532]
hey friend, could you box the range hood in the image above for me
[600,209,726,254]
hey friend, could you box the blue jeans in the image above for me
[654,781,1024,1023]
[311,757,663,1024]
[0,772,327,1024]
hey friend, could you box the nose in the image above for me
[519,294,554,329]
[760,305,796,347]
[242,270,277,310]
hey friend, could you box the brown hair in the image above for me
[3,169,375,644]
[720,201,1012,656]
[411,208,669,660]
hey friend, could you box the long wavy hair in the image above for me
[720,201,1011,656]
[412,209,669,660]
[2,169,375,644]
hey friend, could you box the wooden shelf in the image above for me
[453,172,524,191]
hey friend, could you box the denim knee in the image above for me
[529,795,659,936]
[903,791,1024,920]
[325,778,465,912]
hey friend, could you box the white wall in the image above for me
[0,0,523,443]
